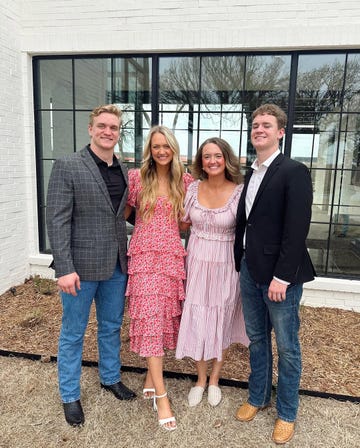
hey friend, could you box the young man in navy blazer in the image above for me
[234,104,316,444]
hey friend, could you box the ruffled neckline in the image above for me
[191,180,242,213]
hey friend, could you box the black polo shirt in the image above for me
[87,145,126,213]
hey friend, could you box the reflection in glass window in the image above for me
[159,57,200,106]
[35,56,152,251]
[307,221,332,276]
[201,56,245,105]
[244,55,291,111]
[290,130,319,167]
[311,168,336,210]
[75,111,91,151]
[159,105,194,129]
[198,105,243,130]
[328,229,360,276]
[294,51,360,278]
[114,58,151,108]
[40,111,74,160]
[293,113,342,170]
[342,53,360,113]
[220,106,243,129]
[37,59,73,109]
[296,53,346,113]
[75,58,112,109]
[33,51,360,278]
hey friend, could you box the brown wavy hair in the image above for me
[191,137,243,184]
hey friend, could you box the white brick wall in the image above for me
[303,277,360,312]
[0,1,359,309]
[0,1,30,293]
[20,0,360,54]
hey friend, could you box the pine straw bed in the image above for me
[0,277,359,397]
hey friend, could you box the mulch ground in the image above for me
[0,276,359,397]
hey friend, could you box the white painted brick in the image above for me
[18,0,360,53]
[1,0,360,306]
[302,279,360,312]
[0,1,30,294]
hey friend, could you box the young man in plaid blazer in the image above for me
[47,104,136,426]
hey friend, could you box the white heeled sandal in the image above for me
[142,387,155,400]
[153,392,177,431]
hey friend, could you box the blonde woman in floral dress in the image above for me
[125,126,193,431]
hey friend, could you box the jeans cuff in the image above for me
[100,377,121,386]
[61,396,81,404]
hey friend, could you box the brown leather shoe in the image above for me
[235,402,269,422]
[272,418,295,444]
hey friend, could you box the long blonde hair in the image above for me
[139,126,185,222]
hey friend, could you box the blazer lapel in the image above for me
[80,147,115,212]
[250,153,284,213]
[116,162,129,217]
[243,168,253,195]
[236,168,253,222]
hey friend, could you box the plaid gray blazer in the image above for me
[46,146,129,280]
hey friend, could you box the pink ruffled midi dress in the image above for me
[176,180,249,361]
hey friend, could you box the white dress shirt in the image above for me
[244,149,289,285]
[245,149,280,219]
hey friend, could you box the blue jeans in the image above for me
[240,258,303,422]
[58,262,127,403]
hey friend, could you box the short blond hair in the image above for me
[89,104,122,126]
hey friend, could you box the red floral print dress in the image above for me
[126,169,193,357]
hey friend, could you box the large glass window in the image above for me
[293,53,360,277]
[34,56,152,252]
[33,51,360,279]
[159,56,200,164]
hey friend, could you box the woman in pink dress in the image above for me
[176,137,249,408]
[125,126,193,431]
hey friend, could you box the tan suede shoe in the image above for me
[272,418,295,444]
[235,402,269,422]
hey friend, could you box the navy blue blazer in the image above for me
[234,153,316,285]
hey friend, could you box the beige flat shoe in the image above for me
[208,385,222,407]
[188,386,205,407]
